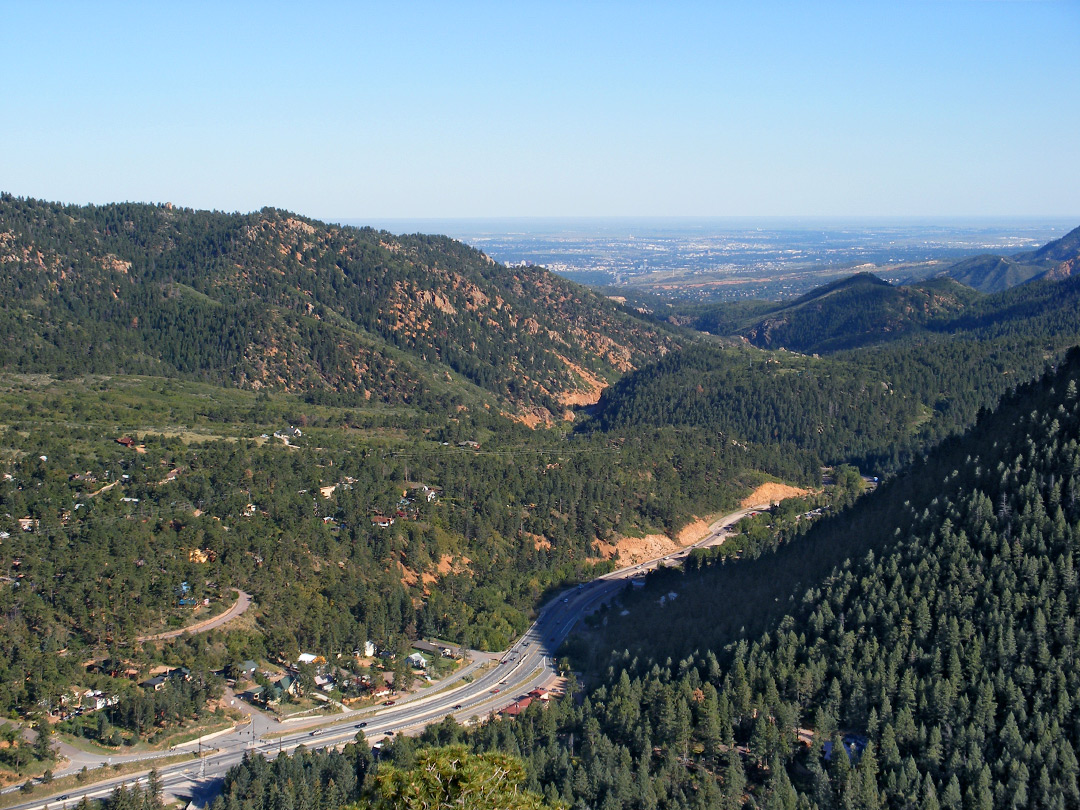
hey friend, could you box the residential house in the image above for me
[255,675,298,706]
[141,675,168,692]
[227,661,257,681]
[499,697,533,717]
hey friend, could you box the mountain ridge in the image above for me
[942,223,1080,292]
[0,194,680,423]
[740,273,979,352]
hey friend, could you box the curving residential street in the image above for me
[136,590,252,643]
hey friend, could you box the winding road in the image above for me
[136,590,252,643]
[7,507,761,810]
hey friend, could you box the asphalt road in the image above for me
[9,507,757,810]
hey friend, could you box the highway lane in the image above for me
[13,507,757,810]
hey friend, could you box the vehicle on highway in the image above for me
[453,703,462,709]
[490,688,500,693]
[309,730,319,736]
[562,597,569,603]
[357,721,367,728]
[384,699,396,705]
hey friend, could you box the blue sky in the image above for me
[3,1,1078,219]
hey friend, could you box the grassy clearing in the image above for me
[0,373,423,441]
[58,716,235,757]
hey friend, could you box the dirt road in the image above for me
[137,590,252,642]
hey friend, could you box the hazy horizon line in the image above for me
[337,214,1080,234]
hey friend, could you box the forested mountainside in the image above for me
[751,272,1080,357]
[221,346,1080,810]
[588,337,1055,477]
[666,274,977,353]
[8,193,1080,807]
[0,194,677,421]
[740,275,979,354]
[592,269,1080,474]
[555,348,1080,808]
[944,223,1080,293]
[668,266,1080,359]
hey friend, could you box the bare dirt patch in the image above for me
[555,355,609,407]
[590,533,672,565]
[675,518,712,546]
[594,517,716,564]
[510,408,553,429]
[740,482,813,507]
[399,562,418,587]
[528,533,552,551]
[435,554,470,575]
[403,556,471,590]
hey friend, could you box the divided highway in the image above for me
[10,507,759,810]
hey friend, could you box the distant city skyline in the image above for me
[3,1,1078,221]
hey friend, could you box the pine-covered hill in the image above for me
[738,274,981,354]
[0,194,677,422]
[662,274,948,350]
[590,270,1080,474]
[665,273,961,354]
[587,342,936,475]
[560,347,1080,808]
[677,269,1080,359]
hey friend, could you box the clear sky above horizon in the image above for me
[4,1,1078,221]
